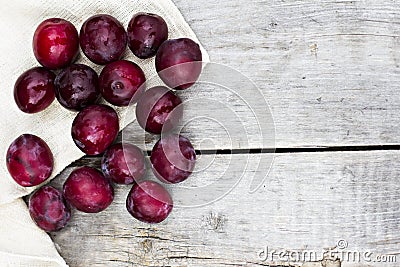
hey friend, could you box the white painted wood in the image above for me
[50,151,400,266]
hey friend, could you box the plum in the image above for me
[29,186,71,232]
[99,60,145,106]
[33,18,79,69]
[135,86,182,134]
[150,134,196,184]
[63,166,114,213]
[126,180,173,223]
[54,64,100,111]
[71,104,119,155]
[101,143,146,185]
[127,13,168,59]
[6,134,53,187]
[14,67,55,113]
[80,14,127,65]
[155,38,202,90]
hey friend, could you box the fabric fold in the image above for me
[0,199,68,267]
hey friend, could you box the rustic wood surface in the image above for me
[51,152,400,266]
[183,0,400,149]
[49,0,400,266]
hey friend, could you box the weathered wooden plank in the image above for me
[146,0,400,148]
[4,0,399,154]
[50,151,400,266]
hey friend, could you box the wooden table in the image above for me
[50,1,400,266]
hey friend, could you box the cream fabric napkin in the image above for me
[0,0,209,266]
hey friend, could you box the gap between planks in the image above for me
[70,144,400,167]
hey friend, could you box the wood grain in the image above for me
[48,1,400,266]
[134,0,400,149]
[50,151,400,267]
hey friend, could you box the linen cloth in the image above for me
[0,0,209,266]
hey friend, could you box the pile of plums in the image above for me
[7,13,202,232]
